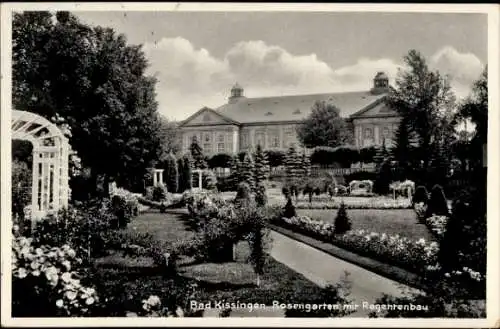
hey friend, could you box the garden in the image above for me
[9,11,488,320]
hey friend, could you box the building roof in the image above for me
[213,90,387,124]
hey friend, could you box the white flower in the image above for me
[62,260,71,271]
[56,299,64,308]
[17,267,28,278]
[61,272,72,283]
[85,297,95,305]
[65,291,77,300]
[32,270,41,277]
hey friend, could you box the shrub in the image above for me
[12,160,32,221]
[208,152,233,169]
[412,185,429,205]
[201,169,217,190]
[145,186,155,200]
[216,175,236,192]
[264,149,286,167]
[254,144,270,184]
[373,160,392,195]
[283,197,296,219]
[110,195,137,229]
[182,155,193,191]
[426,184,449,218]
[234,182,252,204]
[334,202,351,234]
[255,183,267,207]
[240,151,256,190]
[163,153,179,193]
[152,184,168,202]
[12,235,100,317]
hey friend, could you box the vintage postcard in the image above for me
[1,2,499,327]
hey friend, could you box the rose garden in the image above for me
[9,12,488,318]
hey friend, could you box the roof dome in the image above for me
[231,82,243,91]
[374,71,389,80]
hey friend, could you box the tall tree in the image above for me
[296,101,353,148]
[163,152,179,193]
[182,154,193,190]
[254,144,269,184]
[300,152,311,177]
[387,49,456,170]
[158,117,181,158]
[177,157,185,192]
[455,67,488,172]
[284,145,303,182]
[190,137,207,169]
[240,151,255,191]
[12,11,164,192]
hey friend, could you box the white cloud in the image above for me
[142,38,484,120]
[429,46,485,98]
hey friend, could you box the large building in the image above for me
[179,72,401,155]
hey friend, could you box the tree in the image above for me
[300,152,311,177]
[373,160,392,195]
[190,137,207,170]
[229,155,241,188]
[158,117,181,157]
[254,144,269,184]
[163,152,178,193]
[240,151,255,191]
[387,49,456,170]
[392,116,412,170]
[455,67,488,172]
[13,12,164,193]
[284,145,302,181]
[182,154,193,190]
[177,157,185,192]
[208,153,233,169]
[296,101,353,148]
[265,149,286,168]
[426,184,449,218]
[334,202,352,234]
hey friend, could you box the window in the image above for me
[271,135,280,148]
[218,134,224,142]
[364,128,373,139]
[383,127,390,137]
[203,143,211,152]
[204,133,210,142]
[255,132,265,148]
[218,143,225,153]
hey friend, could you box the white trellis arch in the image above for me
[11,110,70,222]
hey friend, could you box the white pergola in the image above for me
[11,110,70,222]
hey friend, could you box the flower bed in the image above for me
[294,197,412,209]
[273,215,438,275]
[425,215,448,239]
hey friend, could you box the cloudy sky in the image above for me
[75,11,487,121]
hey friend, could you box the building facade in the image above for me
[179,72,401,155]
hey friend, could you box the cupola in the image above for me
[370,71,390,95]
[228,83,245,104]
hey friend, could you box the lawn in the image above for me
[92,209,332,317]
[297,208,434,241]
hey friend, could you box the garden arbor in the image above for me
[11,110,70,221]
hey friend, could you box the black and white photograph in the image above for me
[1,3,498,327]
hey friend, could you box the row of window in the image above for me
[362,126,392,139]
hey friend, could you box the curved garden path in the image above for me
[268,230,421,317]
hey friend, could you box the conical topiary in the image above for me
[334,202,351,234]
[426,184,449,217]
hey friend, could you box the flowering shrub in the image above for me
[111,187,140,217]
[274,216,438,275]
[294,197,412,209]
[426,215,448,238]
[12,235,99,317]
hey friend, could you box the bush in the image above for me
[208,152,233,169]
[145,186,155,200]
[264,149,286,167]
[283,197,296,219]
[426,184,449,218]
[201,169,218,190]
[234,182,252,203]
[255,183,267,207]
[373,160,392,195]
[310,146,360,167]
[163,153,179,193]
[152,184,168,202]
[216,175,236,192]
[111,195,135,229]
[412,185,429,205]
[334,202,351,234]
